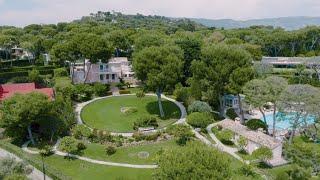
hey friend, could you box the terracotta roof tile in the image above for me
[0,83,54,101]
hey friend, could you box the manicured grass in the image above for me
[263,164,293,179]
[82,140,178,164]
[127,87,144,94]
[236,150,257,161]
[54,76,72,88]
[43,155,154,180]
[81,95,181,132]
[0,139,153,180]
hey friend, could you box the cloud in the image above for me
[0,0,320,26]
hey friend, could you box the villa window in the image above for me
[105,64,108,69]
[100,74,104,80]
[100,65,103,71]
[106,74,109,80]
[112,74,115,80]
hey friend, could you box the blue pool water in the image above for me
[264,113,316,130]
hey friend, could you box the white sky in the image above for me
[0,0,320,27]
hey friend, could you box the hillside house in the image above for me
[261,56,320,68]
[11,46,34,60]
[70,57,137,85]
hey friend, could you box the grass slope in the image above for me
[82,140,178,165]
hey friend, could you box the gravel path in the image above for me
[0,148,51,180]
[206,123,244,162]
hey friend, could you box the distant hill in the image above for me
[191,17,320,30]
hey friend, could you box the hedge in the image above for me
[187,112,214,128]
[226,108,238,120]
[0,69,54,81]
[0,140,71,180]
[119,90,131,94]
[0,65,57,73]
[246,119,268,131]
[0,60,32,67]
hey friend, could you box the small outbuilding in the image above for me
[217,119,287,167]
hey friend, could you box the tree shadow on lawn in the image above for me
[145,101,180,120]
[63,150,84,161]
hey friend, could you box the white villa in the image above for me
[261,56,320,68]
[11,46,34,60]
[217,119,287,167]
[71,57,137,85]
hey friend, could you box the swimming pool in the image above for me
[264,113,316,130]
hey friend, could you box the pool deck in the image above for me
[244,109,288,138]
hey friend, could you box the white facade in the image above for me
[71,57,137,85]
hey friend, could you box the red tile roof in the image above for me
[0,83,54,101]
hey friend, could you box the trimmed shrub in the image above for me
[123,107,138,115]
[214,128,234,145]
[133,116,158,130]
[132,132,160,142]
[252,147,273,162]
[28,69,43,84]
[187,112,214,128]
[246,119,268,131]
[188,101,212,113]
[119,90,131,94]
[106,145,116,155]
[71,125,91,140]
[136,91,145,98]
[93,83,110,97]
[39,145,53,156]
[96,130,113,143]
[9,76,29,83]
[116,82,126,90]
[167,124,194,146]
[59,136,78,154]
[71,84,93,102]
[275,171,290,180]
[226,108,238,119]
[173,84,191,105]
[132,132,145,141]
[77,142,86,151]
[53,68,68,77]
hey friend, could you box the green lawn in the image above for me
[82,140,178,165]
[81,95,181,132]
[43,155,154,180]
[127,87,144,94]
[54,76,72,88]
[1,138,288,180]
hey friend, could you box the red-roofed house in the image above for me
[0,83,54,101]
